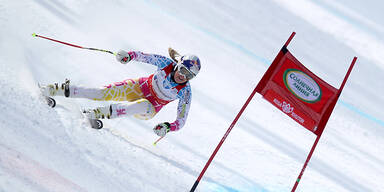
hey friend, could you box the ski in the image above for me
[44,96,56,108]
[80,109,104,129]
[38,82,104,129]
[38,84,56,108]
[88,118,103,129]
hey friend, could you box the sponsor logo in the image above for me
[283,69,322,103]
[282,102,294,113]
[273,98,305,124]
[116,109,126,116]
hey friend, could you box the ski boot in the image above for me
[39,79,70,108]
[82,105,112,129]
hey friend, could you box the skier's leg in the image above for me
[84,99,156,120]
[41,79,144,102]
[71,79,143,101]
[112,99,156,120]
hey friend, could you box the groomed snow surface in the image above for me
[1,0,383,191]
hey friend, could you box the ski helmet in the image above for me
[176,54,201,80]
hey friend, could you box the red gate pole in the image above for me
[190,32,297,192]
[291,134,322,192]
[190,87,258,192]
[291,57,357,191]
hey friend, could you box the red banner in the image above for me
[256,33,338,135]
[256,32,357,191]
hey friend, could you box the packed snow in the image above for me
[1,0,383,191]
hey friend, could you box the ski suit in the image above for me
[69,51,192,132]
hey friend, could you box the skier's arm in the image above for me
[169,88,192,132]
[119,50,174,69]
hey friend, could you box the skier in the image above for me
[40,49,201,137]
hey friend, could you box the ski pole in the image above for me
[153,136,165,146]
[32,33,116,55]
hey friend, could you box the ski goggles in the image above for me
[177,62,195,80]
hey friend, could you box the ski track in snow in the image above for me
[0,144,87,192]
[1,0,384,191]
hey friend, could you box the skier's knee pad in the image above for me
[133,99,157,120]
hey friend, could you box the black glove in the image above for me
[153,122,171,137]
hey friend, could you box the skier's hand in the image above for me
[116,50,131,64]
[153,122,170,137]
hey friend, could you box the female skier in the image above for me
[40,49,201,137]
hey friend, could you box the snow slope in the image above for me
[1,0,383,191]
